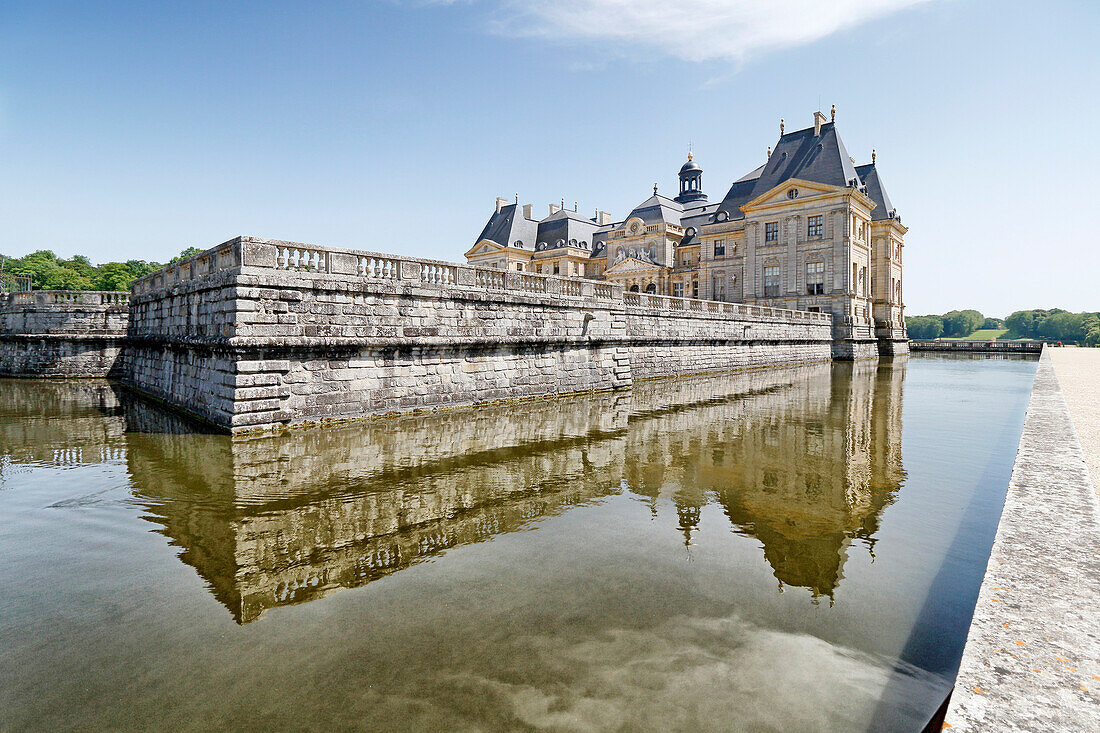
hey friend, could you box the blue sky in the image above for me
[1,0,1096,315]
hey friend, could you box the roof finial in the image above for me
[574,201,578,212]
[780,118,785,134]
[767,145,772,158]
[831,104,835,123]
[688,141,694,161]
[561,198,565,210]
[515,192,519,203]
[653,182,658,195]
[872,148,876,164]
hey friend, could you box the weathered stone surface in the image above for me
[944,348,1100,730]
[0,291,129,377]
[116,239,837,431]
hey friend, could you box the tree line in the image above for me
[908,309,1099,346]
[0,248,203,292]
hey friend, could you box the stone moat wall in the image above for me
[2,237,852,430]
[120,236,834,431]
[0,291,129,377]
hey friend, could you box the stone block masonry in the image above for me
[123,236,834,432]
[0,291,129,377]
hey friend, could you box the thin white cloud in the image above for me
[486,0,939,62]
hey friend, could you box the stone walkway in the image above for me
[1050,347,1100,494]
[944,348,1100,730]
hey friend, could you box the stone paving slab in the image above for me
[944,349,1100,730]
[1050,347,1100,495]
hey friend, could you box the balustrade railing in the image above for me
[2,290,129,307]
[126,236,831,327]
[277,246,327,272]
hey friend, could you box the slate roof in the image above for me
[679,203,720,246]
[717,121,866,221]
[474,203,538,250]
[854,163,896,221]
[535,207,600,253]
[624,193,684,227]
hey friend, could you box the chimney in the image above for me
[813,110,828,137]
[495,196,508,213]
[598,210,612,225]
[549,203,561,215]
[522,203,533,220]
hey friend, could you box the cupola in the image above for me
[675,151,707,205]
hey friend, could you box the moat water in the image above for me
[0,354,1037,731]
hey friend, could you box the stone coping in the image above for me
[129,236,832,328]
[944,348,1100,730]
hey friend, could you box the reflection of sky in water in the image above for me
[0,355,1037,731]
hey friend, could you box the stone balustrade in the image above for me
[130,236,828,329]
[3,290,129,307]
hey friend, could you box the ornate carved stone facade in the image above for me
[468,111,908,356]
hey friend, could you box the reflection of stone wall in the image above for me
[119,362,904,621]
[0,359,907,622]
[0,380,127,467]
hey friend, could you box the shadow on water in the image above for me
[868,404,1031,730]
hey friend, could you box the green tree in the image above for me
[95,262,137,291]
[1039,312,1087,341]
[906,315,944,339]
[1005,310,1039,338]
[941,309,984,337]
[981,317,1004,329]
[170,247,204,264]
[49,267,94,290]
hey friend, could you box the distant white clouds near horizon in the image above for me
[482,0,941,62]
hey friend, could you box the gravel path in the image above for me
[1050,347,1100,494]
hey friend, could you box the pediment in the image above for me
[605,256,665,275]
[463,239,506,257]
[741,179,842,211]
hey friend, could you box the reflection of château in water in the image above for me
[3,361,906,622]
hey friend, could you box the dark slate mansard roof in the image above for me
[475,203,539,250]
[716,121,881,222]
[854,163,897,221]
[535,208,599,254]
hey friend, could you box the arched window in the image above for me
[630,284,640,292]
[645,283,656,294]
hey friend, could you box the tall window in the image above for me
[806,261,825,295]
[714,239,725,257]
[713,275,725,301]
[553,262,560,275]
[807,215,823,237]
[516,263,523,272]
[764,265,780,297]
[692,280,699,298]
[765,222,779,242]
[673,282,684,298]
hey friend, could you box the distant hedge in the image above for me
[0,247,202,292]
